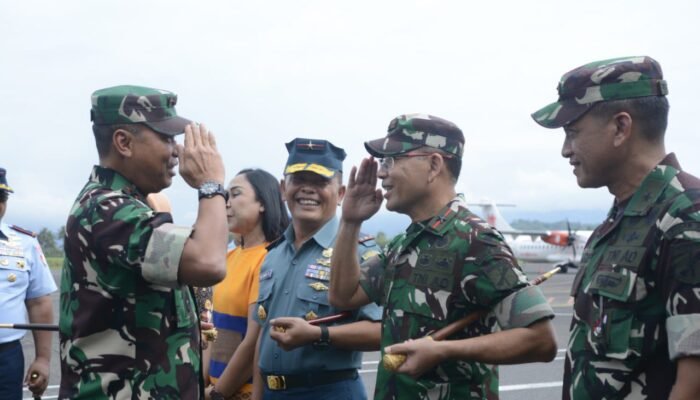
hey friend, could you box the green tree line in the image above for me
[37,226,65,258]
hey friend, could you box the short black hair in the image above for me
[92,124,142,158]
[588,96,669,142]
[237,168,290,243]
[0,191,8,203]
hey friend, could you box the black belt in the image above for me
[0,339,20,352]
[264,369,358,391]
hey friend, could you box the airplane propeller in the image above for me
[567,219,577,260]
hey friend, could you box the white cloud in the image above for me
[1,0,699,229]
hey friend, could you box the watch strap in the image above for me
[313,325,331,348]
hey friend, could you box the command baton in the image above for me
[0,323,58,331]
[383,266,561,371]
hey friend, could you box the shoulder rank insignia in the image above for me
[257,305,267,321]
[362,249,380,260]
[9,225,36,238]
[305,311,318,321]
[309,282,329,291]
[322,248,333,258]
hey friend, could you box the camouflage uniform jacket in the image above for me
[564,153,700,399]
[360,195,554,400]
[59,166,202,399]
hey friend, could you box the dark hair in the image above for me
[588,96,669,142]
[92,124,142,158]
[0,191,8,203]
[237,168,290,242]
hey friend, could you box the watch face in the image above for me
[200,182,217,195]
[199,181,228,201]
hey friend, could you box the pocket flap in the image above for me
[588,269,636,302]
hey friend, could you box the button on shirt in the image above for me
[256,216,382,374]
[0,222,57,344]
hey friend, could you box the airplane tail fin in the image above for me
[468,202,517,232]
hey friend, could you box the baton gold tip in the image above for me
[382,353,407,371]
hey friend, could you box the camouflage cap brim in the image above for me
[144,115,192,136]
[533,56,668,129]
[364,137,423,157]
[531,100,594,129]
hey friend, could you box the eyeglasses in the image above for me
[378,152,453,171]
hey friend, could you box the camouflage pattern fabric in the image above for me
[563,153,700,399]
[59,166,202,399]
[91,85,191,136]
[359,195,554,400]
[532,56,668,129]
[364,114,465,158]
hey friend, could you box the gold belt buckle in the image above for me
[266,375,287,390]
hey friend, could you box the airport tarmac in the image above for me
[22,262,575,399]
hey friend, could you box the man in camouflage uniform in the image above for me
[533,56,700,399]
[59,85,229,399]
[329,114,557,400]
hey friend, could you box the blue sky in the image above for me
[1,0,699,233]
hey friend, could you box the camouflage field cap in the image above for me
[532,56,668,129]
[0,168,13,193]
[364,113,464,158]
[284,138,346,178]
[91,85,191,136]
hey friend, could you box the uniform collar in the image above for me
[90,165,146,201]
[282,215,339,249]
[623,153,681,216]
[410,194,466,237]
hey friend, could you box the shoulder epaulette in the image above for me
[9,225,37,238]
[358,234,375,244]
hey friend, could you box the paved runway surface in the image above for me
[22,262,575,399]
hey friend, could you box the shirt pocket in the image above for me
[0,256,30,290]
[387,278,451,339]
[296,280,330,318]
[586,267,644,360]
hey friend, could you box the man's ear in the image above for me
[612,111,633,147]
[427,154,445,183]
[112,128,135,157]
[337,184,346,205]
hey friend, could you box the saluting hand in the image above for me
[269,317,320,351]
[342,157,383,224]
[385,337,446,379]
[178,123,226,188]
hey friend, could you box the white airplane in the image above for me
[470,203,593,273]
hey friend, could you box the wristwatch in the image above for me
[313,325,331,349]
[209,387,226,400]
[198,181,228,201]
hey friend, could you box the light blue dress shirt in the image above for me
[0,222,57,343]
[256,216,382,374]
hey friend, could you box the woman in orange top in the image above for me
[205,169,289,400]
